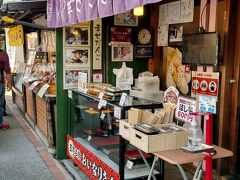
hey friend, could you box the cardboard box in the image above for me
[130,124,188,153]
[128,108,143,125]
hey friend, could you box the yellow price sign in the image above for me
[8,25,24,46]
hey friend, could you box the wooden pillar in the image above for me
[217,0,238,176]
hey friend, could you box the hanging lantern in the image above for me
[133,6,144,16]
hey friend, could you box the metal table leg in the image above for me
[193,161,203,180]
[147,156,159,180]
[138,149,157,180]
[176,164,188,180]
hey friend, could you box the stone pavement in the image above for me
[0,92,72,180]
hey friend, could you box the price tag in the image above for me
[100,113,106,120]
[37,84,50,98]
[114,106,121,119]
[98,99,107,109]
[28,81,40,90]
[119,93,127,106]
[126,160,134,169]
[98,92,104,99]
[68,90,72,99]
[87,135,92,141]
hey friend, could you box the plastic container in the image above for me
[134,79,160,92]
[130,90,163,102]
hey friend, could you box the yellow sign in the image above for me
[8,25,24,46]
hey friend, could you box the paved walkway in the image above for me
[0,92,71,180]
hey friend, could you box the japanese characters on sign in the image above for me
[191,71,219,98]
[111,27,132,42]
[8,25,24,46]
[175,96,196,122]
[47,0,163,28]
[93,19,102,70]
[67,135,119,180]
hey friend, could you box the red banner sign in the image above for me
[191,71,219,97]
[111,27,132,42]
[67,135,120,180]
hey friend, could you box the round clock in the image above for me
[137,28,152,45]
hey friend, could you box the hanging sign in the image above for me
[67,135,120,179]
[175,96,196,122]
[8,25,24,46]
[191,71,219,98]
[78,72,88,92]
[93,18,102,70]
[111,27,132,42]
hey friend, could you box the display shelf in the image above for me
[75,137,159,179]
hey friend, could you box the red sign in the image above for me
[111,27,131,42]
[67,135,120,180]
[191,71,219,97]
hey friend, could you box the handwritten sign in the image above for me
[93,18,102,70]
[175,96,196,122]
[78,72,88,92]
[68,90,73,99]
[119,93,127,106]
[8,25,24,46]
[98,99,107,109]
[37,83,50,98]
[28,81,40,91]
[114,106,122,119]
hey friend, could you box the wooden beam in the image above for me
[228,0,240,174]
[209,0,217,32]
[217,0,238,176]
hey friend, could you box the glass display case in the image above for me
[67,89,163,179]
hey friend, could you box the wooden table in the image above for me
[144,145,233,180]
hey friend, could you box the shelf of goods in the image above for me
[67,89,163,179]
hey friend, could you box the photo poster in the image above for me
[158,25,169,46]
[169,26,183,42]
[112,42,133,62]
[114,11,138,27]
[64,26,90,46]
[159,4,169,25]
[64,69,89,89]
[64,47,90,67]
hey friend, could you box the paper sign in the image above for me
[100,113,106,120]
[93,72,103,83]
[98,92,104,99]
[126,160,134,169]
[98,99,107,109]
[180,0,194,23]
[175,96,196,122]
[198,96,217,114]
[78,72,88,91]
[37,83,50,98]
[87,135,92,141]
[119,93,127,106]
[68,90,72,99]
[28,81,40,90]
[168,1,180,24]
[114,106,122,119]
[157,25,169,46]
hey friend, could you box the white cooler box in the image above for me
[130,89,163,103]
[135,78,160,92]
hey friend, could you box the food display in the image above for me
[84,83,122,100]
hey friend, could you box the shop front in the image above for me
[47,0,240,179]
[2,0,57,149]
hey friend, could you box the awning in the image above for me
[47,0,162,28]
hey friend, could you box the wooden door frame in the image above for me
[217,0,240,175]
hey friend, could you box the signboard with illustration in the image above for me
[191,71,219,98]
